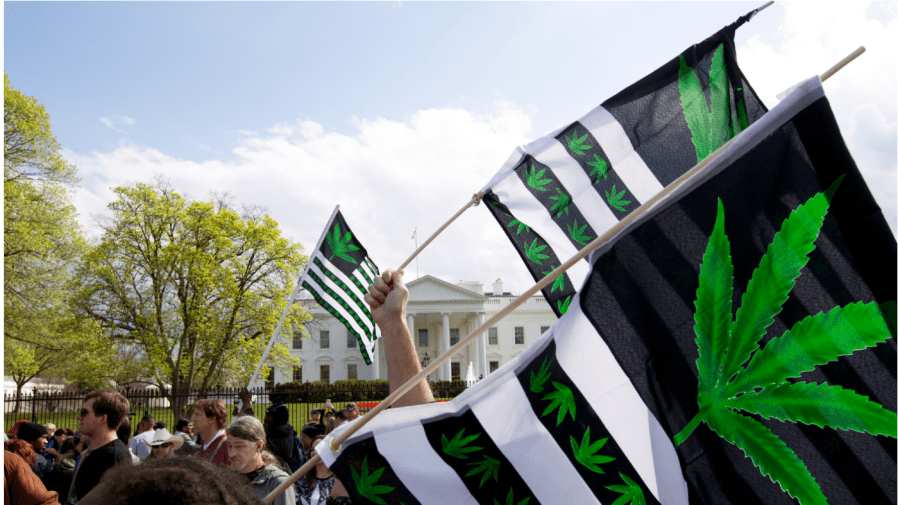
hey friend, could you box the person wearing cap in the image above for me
[344,403,360,421]
[147,428,184,459]
[17,422,54,482]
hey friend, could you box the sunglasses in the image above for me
[153,443,174,449]
[79,408,90,417]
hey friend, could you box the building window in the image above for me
[489,361,499,373]
[541,326,550,335]
[514,327,524,345]
[320,365,330,383]
[451,362,461,381]
[488,327,498,346]
[293,332,303,349]
[450,328,459,346]
[347,333,357,349]
[265,369,275,389]
[320,331,330,349]
[292,366,302,382]
[418,329,428,347]
[347,364,358,381]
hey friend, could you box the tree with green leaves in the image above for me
[72,181,309,417]
[4,73,110,406]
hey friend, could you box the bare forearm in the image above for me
[381,317,434,408]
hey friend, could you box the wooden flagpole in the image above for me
[262,48,863,505]
[397,192,483,272]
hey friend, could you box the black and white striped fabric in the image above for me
[300,210,380,365]
[481,11,767,318]
[316,77,896,505]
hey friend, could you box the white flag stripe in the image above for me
[306,261,373,341]
[489,174,591,287]
[579,105,664,203]
[536,140,619,232]
[377,425,480,505]
[357,259,377,285]
[353,268,374,297]
[555,294,688,504]
[648,408,691,504]
[471,374,602,505]
[312,251,372,315]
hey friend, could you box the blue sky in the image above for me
[4,1,896,296]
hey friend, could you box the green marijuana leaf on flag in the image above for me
[526,165,552,191]
[326,221,361,264]
[606,473,646,505]
[565,130,593,156]
[679,43,738,162]
[465,455,501,488]
[350,456,395,505]
[557,296,571,315]
[540,265,565,294]
[525,239,550,265]
[505,213,530,235]
[570,427,615,474]
[605,185,631,211]
[529,356,552,393]
[441,429,483,460]
[674,178,897,505]
[587,154,608,183]
[567,220,592,246]
[549,188,571,217]
[493,488,531,505]
[541,381,576,427]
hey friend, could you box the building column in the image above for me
[441,312,451,381]
[477,312,487,378]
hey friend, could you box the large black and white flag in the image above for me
[301,208,380,365]
[481,9,767,318]
[316,77,895,505]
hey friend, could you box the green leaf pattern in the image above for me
[350,456,395,505]
[674,180,897,505]
[565,130,593,156]
[441,428,483,460]
[526,165,552,191]
[327,221,361,264]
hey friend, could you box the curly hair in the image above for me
[5,439,37,466]
[193,399,228,430]
[93,455,263,505]
[85,390,130,430]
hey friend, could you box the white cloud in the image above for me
[739,0,897,234]
[66,103,537,293]
[99,115,135,131]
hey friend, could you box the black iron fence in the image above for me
[4,380,470,433]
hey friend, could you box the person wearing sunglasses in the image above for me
[147,429,184,459]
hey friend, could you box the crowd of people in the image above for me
[4,268,430,505]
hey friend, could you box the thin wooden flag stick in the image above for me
[821,47,865,82]
[397,192,484,272]
[263,50,863,505]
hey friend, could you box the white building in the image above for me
[273,276,557,385]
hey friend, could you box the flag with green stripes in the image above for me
[301,210,380,365]
[480,9,767,318]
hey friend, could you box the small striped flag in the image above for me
[300,209,380,365]
[480,10,767,318]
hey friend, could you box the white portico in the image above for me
[405,275,489,381]
[278,276,557,385]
